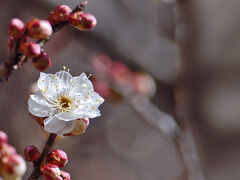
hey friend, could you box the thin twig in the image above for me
[28,133,57,180]
[174,0,206,179]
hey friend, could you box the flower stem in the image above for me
[28,133,57,180]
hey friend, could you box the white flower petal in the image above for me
[73,108,101,118]
[44,115,76,135]
[70,73,94,95]
[38,72,58,99]
[30,91,52,107]
[84,109,101,118]
[55,112,79,121]
[28,98,51,117]
[55,71,73,89]
[73,92,104,109]
[28,91,52,117]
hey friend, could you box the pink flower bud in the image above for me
[49,5,72,25]
[43,173,63,180]
[65,118,89,136]
[41,164,61,180]
[46,149,68,168]
[8,36,15,50]
[69,12,97,31]
[23,42,41,58]
[8,18,25,39]
[110,61,132,86]
[32,52,51,71]
[60,171,70,180]
[132,72,157,97]
[0,131,8,144]
[0,143,16,156]
[92,54,112,74]
[24,145,41,162]
[27,19,53,39]
[1,154,26,180]
[93,79,111,99]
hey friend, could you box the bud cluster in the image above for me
[7,3,97,73]
[0,131,26,180]
[8,17,52,72]
[92,54,157,99]
[24,146,70,180]
[41,149,70,180]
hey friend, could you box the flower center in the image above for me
[59,96,72,109]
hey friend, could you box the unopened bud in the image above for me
[93,80,111,99]
[27,19,53,39]
[8,18,25,39]
[1,154,26,180]
[0,131,8,144]
[41,164,61,180]
[92,54,112,74]
[0,143,16,156]
[24,145,41,162]
[66,118,89,136]
[49,5,72,25]
[69,12,97,31]
[60,171,70,180]
[46,149,68,168]
[32,52,51,71]
[110,61,132,86]
[43,173,63,180]
[23,42,41,58]
[132,72,157,97]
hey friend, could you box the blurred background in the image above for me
[0,0,240,179]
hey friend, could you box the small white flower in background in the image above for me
[28,68,104,135]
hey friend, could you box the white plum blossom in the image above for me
[28,69,104,135]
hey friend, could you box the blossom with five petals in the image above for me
[28,69,104,135]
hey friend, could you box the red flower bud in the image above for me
[69,12,97,31]
[0,131,8,143]
[24,145,41,162]
[32,52,51,71]
[27,19,53,39]
[60,171,70,180]
[49,5,72,25]
[46,149,68,168]
[41,164,62,180]
[93,79,111,99]
[23,42,41,58]
[8,18,25,39]
[0,143,16,156]
[110,61,132,86]
[1,154,26,179]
